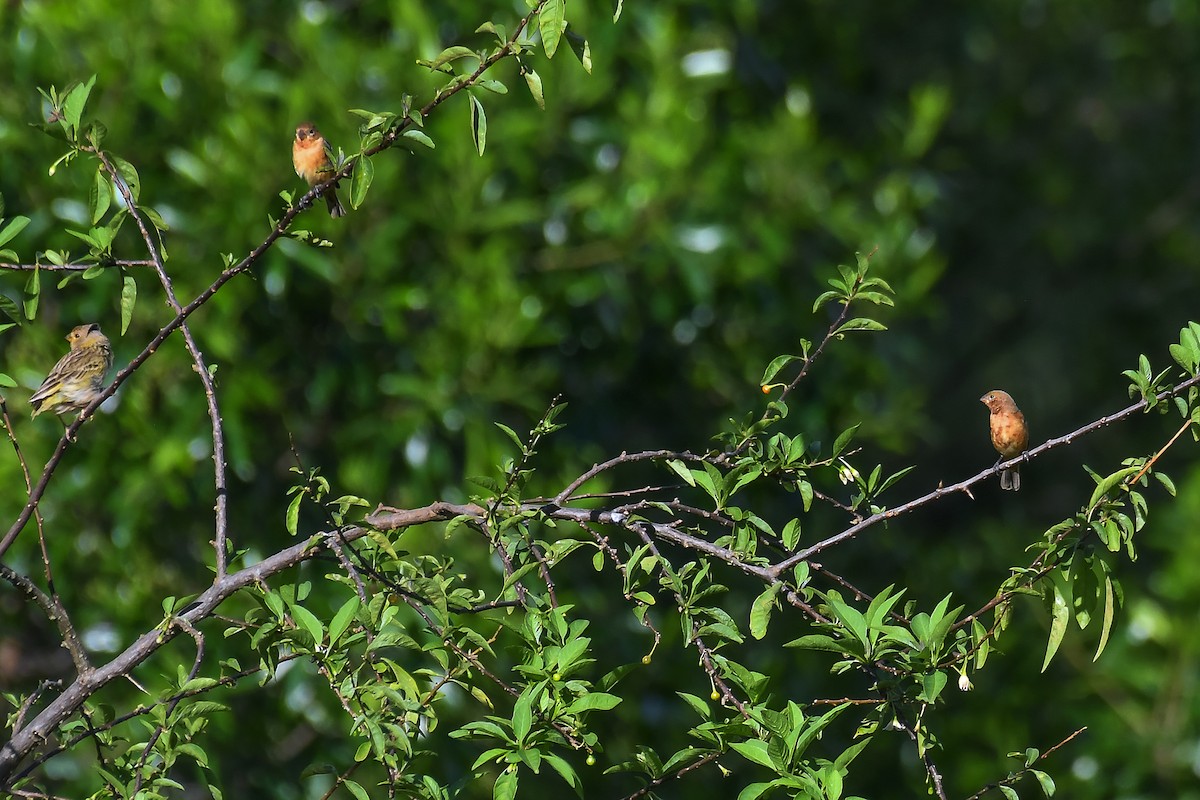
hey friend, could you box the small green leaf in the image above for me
[289,602,325,647]
[402,129,436,149]
[749,583,781,640]
[538,0,566,58]
[835,317,887,334]
[0,216,30,249]
[61,75,96,133]
[832,424,860,457]
[1041,582,1070,672]
[512,687,534,743]
[328,596,360,646]
[470,95,487,156]
[0,295,22,324]
[120,274,136,335]
[477,79,509,95]
[562,692,621,714]
[285,492,303,536]
[495,422,524,450]
[664,458,696,487]
[110,156,141,203]
[730,740,777,770]
[523,69,545,110]
[1030,768,1056,796]
[493,768,518,800]
[422,45,478,70]
[760,354,800,385]
[1088,467,1140,509]
[350,156,374,209]
[1093,574,1115,662]
[566,31,592,73]
[90,168,111,224]
[23,268,39,321]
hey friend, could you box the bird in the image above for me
[980,389,1028,491]
[292,122,346,218]
[30,323,113,421]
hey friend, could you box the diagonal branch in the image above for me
[767,372,1200,580]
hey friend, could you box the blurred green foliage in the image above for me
[2,1,1200,798]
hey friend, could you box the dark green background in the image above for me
[1,1,1198,797]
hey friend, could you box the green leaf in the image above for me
[918,670,947,703]
[120,274,136,335]
[538,0,566,58]
[470,95,487,156]
[562,692,622,714]
[760,354,800,385]
[523,68,545,110]
[1087,466,1139,509]
[737,784,773,800]
[285,492,303,536]
[110,156,141,203]
[61,75,96,133]
[23,268,39,321]
[730,740,776,770]
[342,780,370,800]
[664,458,696,487]
[566,30,592,73]
[350,156,374,209]
[999,786,1019,800]
[90,168,111,224]
[784,634,847,653]
[512,687,534,744]
[1030,768,1055,796]
[493,768,518,800]
[289,603,325,646]
[477,79,509,95]
[495,422,525,450]
[0,216,30,249]
[423,45,478,70]
[402,129,436,149]
[749,583,782,640]
[832,424,860,457]
[1041,581,1070,672]
[542,753,584,796]
[835,317,887,334]
[1093,573,1115,662]
[328,596,360,646]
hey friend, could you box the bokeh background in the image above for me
[1,1,1199,797]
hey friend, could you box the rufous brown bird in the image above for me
[292,122,346,218]
[980,389,1028,491]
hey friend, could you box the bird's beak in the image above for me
[979,395,988,405]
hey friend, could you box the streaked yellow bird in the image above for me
[30,323,113,419]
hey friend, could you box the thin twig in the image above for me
[92,149,231,580]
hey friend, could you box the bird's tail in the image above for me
[1000,467,1020,491]
[326,189,346,218]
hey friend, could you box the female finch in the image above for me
[30,323,113,420]
[980,389,1028,491]
[292,122,346,218]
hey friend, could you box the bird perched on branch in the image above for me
[30,323,113,421]
[293,122,346,218]
[980,389,1028,491]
